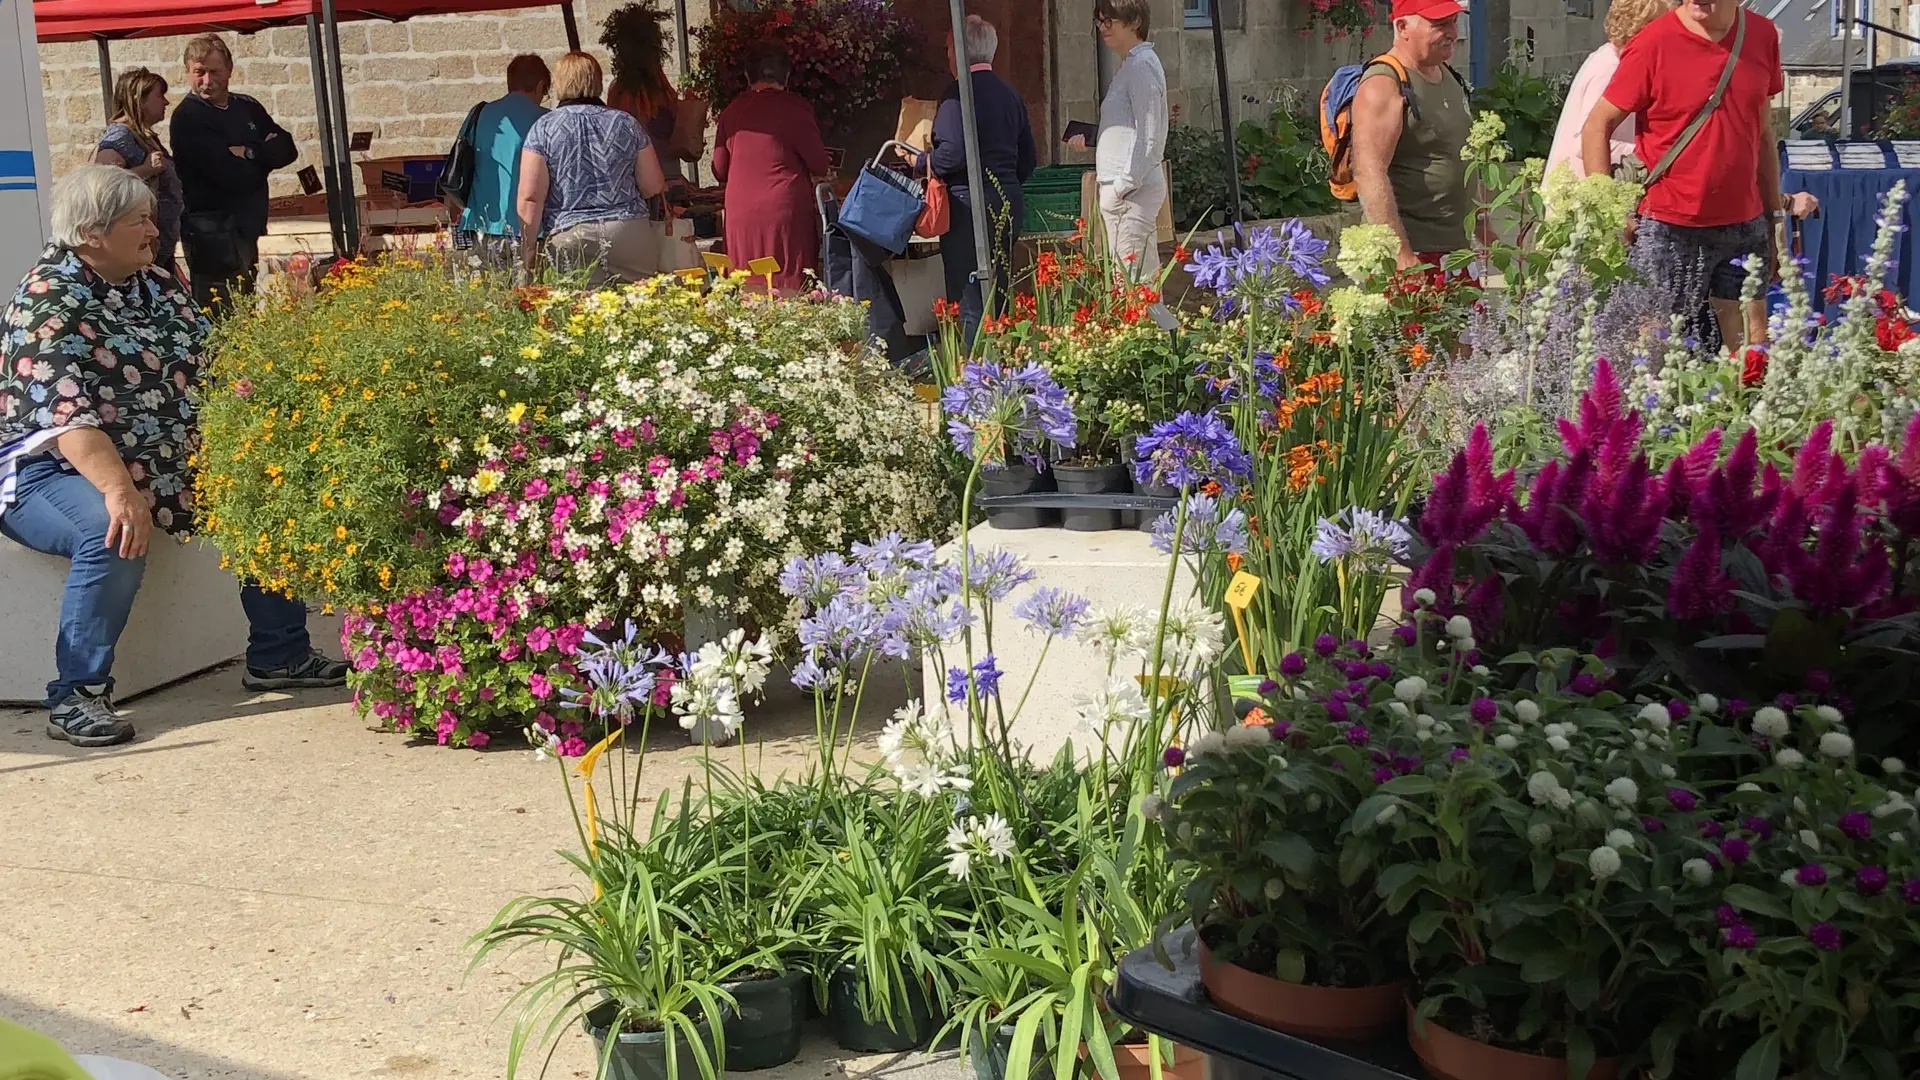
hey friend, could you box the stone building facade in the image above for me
[34,0,1607,201]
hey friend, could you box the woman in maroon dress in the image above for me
[712,47,830,292]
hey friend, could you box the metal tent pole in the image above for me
[948,0,996,313]
[1841,0,1857,138]
[1209,2,1243,229]
[307,15,346,257]
[95,38,113,119]
[562,0,582,50]
[320,0,359,256]
[675,0,699,184]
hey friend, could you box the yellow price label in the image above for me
[747,256,782,277]
[676,267,706,285]
[1135,675,1190,698]
[1224,571,1262,611]
[702,252,735,273]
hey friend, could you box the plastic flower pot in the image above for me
[981,464,1057,531]
[828,964,940,1053]
[1407,1003,1621,1080]
[967,1025,1203,1080]
[1053,462,1129,532]
[1111,1039,1206,1080]
[967,1024,1053,1080]
[1131,475,1178,534]
[583,1000,716,1080]
[719,969,808,1071]
[1196,940,1404,1041]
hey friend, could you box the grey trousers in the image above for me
[547,217,658,286]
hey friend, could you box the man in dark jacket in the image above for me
[170,34,298,315]
[930,15,1036,344]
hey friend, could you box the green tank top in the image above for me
[1363,61,1473,255]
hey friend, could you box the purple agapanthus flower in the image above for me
[972,655,1003,699]
[778,551,864,605]
[966,547,1038,602]
[852,533,938,574]
[1014,587,1092,638]
[941,361,1078,467]
[1150,493,1250,556]
[1311,507,1413,570]
[1132,411,1254,494]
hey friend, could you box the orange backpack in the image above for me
[1321,55,1467,202]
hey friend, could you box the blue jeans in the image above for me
[0,457,313,706]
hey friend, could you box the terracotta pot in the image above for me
[1407,1004,1621,1080]
[1110,1040,1205,1080]
[1196,941,1403,1040]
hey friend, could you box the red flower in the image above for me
[1878,314,1917,352]
[1741,346,1768,388]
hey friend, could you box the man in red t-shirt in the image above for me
[1581,0,1784,350]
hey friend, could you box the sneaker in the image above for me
[48,685,135,747]
[243,651,351,691]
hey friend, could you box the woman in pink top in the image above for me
[1545,0,1672,178]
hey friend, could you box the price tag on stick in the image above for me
[1223,571,1262,674]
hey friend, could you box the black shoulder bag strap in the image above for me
[1646,9,1747,187]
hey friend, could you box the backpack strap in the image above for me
[1362,54,1423,123]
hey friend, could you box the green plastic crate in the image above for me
[1024,190,1081,235]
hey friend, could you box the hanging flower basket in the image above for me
[689,0,919,135]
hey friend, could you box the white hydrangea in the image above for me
[1799,829,1822,852]
[1819,731,1855,759]
[1588,846,1622,880]
[1528,771,1573,810]
[1886,757,1908,776]
[1527,822,1554,846]
[1875,791,1912,819]
[1263,878,1286,899]
[1414,713,1437,731]
[1753,706,1791,739]
[1389,701,1411,718]
[1547,734,1572,752]
[1188,731,1227,759]
[1225,725,1272,751]
[1139,793,1166,821]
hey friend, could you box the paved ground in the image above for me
[0,663,966,1080]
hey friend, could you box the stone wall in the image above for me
[36,2,707,199]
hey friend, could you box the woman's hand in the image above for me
[103,486,152,560]
[1066,135,1089,152]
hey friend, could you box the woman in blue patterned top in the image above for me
[517,50,668,284]
[93,68,184,281]
[0,166,347,748]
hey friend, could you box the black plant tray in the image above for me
[1108,927,1430,1080]
[974,493,1179,511]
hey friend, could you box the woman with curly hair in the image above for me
[601,1,700,193]
[1545,0,1672,178]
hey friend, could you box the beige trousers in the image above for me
[1099,170,1168,281]
[548,217,658,286]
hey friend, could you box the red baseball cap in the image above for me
[1390,0,1465,20]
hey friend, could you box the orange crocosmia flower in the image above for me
[1035,252,1062,286]
[1226,552,1244,573]
[1173,244,1191,263]
[1407,342,1431,368]
[1243,708,1269,727]
[1201,480,1222,497]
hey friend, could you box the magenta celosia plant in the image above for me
[1408,358,1920,757]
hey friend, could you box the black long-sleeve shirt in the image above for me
[929,69,1036,208]
[170,92,297,239]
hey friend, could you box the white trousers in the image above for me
[1099,170,1167,281]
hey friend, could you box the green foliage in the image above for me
[1470,61,1571,163]
[1235,97,1340,222]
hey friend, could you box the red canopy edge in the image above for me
[33,0,568,43]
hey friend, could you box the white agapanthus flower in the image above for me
[943,814,1015,880]
[1683,858,1714,886]
[1775,748,1806,770]
[1446,615,1474,640]
[1513,699,1541,724]
[1819,731,1855,759]
[895,760,974,799]
[1637,703,1672,732]
[1395,677,1429,704]
[1073,678,1151,741]
[1753,706,1791,739]
[1078,606,1153,661]
[1606,828,1636,851]
[1164,602,1227,668]
[1588,846,1622,880]
[1605,772,1635,807]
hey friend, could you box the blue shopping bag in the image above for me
[837,142,925,256]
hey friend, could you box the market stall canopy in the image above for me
[33,0,570,43]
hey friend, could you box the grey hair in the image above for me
[962,15,999,65]
[51,165,155,249]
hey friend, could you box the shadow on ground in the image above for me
[1,993,307,1080]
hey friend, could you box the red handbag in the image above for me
[916,163,950,238]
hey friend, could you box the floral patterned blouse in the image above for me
[0,246,208,534]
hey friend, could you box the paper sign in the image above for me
[747,256,781,277]
[380,170,411,195]
[1224,571,1262,610]
[348,131,373,152]
[297,165,322,195]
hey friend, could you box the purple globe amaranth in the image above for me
[1324,700,1351,723]
[1569,673,1601,696]
[1163,746,1186,768]
[1857,865,1890,897]
[1448,747,1470,762]
[1393,754,1420,774]
[1393,623,1418,646]
[1714,904,1742,928]
[1641,816,1665,833]
[1269,721,1292,740]
[1804,669,1832,693]
[1742,815,1775,840]
[1807,922,1843,951]
[1279,652,1307,677]
[1723,924,1758,949]
[1667,789,1699,813]
[1313,633,1339,657]
[1369,661,1393,680]
[1701,819,1726,838]
[1469,697,1497,725]
[1344,724,1372,746]
[1839,811,1873,840]
[1667,699,1691,721]
[1904,878,1920,904]
[1796,864,1829,887]
[1258,678,1280,695]
[1372,766,1396,784]
[1721,836,1752,864]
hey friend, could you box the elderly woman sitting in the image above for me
[0,166,346,748]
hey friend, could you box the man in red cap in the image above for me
[1580,0,1783,351]
[1350,0,1474,273]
